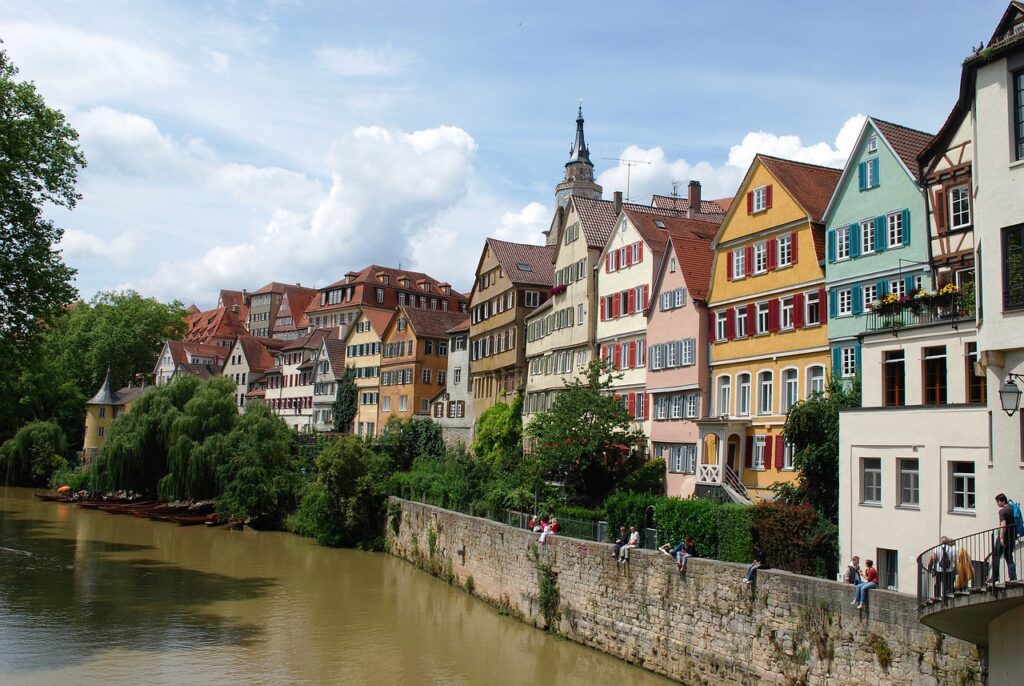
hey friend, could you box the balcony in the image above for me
[865,288,974,334]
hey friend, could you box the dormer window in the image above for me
[867,135,878,153]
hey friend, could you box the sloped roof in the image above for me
[184,305,248,344]
[758,155,841,223]
[86,369,144,406]
[918,103,969,179]
[622,210,720,260]
[871,118,934,180]
[667,229,714,301]
[179,362,222,379]
[323,338,347,375]
[446,316,470,334]
[219,289,244,311]
[251,281,303,296]
[282,328,328,352]
[185,304,200,315]
[401,306,471,339]
[238,335,285,373]
[362,307,395,337]
[485,238,556,287]
[166,340,228,365]
[570,195,686,249]
[650,195,728,222]
[321,264,463,297]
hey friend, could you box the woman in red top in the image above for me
[853,559,879,608]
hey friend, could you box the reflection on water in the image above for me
[0,488,671,685]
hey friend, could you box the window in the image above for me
[780,297,794,330]
[524,290,540,307]
[684,394,698,418]
[878,548,898,591]
[808,365,825,396]
[670,394,683,419]
[889,278,906,299]
[1015,69,1024,160]
[665,444,697,474]
[453,368,461,385]
[861,219,875,255]
[376,288,385,304]
[1003,224,1024,309]
[757,371,773,415]
[424,340,433,354]
[898,459,919,508]
[422,369,432,384]
[783,442,795,470]
[777,234,792,267]
[862,458,882,504]
[837,288,852,317]
[753,242,768,274]
[98,407,106,418]
[732,248,746,279]
[836,225,850,260]
[670,257,677,272]
[841,346,857,378]
[716,311,728,341]
[883,350,905,406]
[382,396,391,412]
[863,157,878,189]
[752,436,767,469]
[805,290,821,326]
[756,302,770,334]
[951,462,976,512]
[738,374,751,416]
[97,426,105,438]
[923,346,947,405]
[717,376,731,416]
[782,369,798,413]
[887,212,904,248]
[735,306,748,338]
[863,284,877,311]
[966,342,985,404]
[399,396,408,412]
[867,135,878,153]
[752,185,768,212]
[949,185,971,229]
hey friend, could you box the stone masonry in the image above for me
[386,498,984,686]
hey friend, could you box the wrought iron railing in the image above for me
[723,464,751,502]
[865,291,974,333]
[915,525,1024,609]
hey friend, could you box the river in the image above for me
[0,488,672,685]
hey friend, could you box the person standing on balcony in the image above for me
[928,536,956,598]
[993,494,1017,583]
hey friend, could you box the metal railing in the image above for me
[865,291,974,333]
[723,464,751,502]
[915,525,1024,609]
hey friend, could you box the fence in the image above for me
[865,291,973,333]
[915,525,1024,608]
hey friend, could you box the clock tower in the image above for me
[554,104,603,210]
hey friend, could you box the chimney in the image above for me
[613,191,623,215]
[688,180,701,218]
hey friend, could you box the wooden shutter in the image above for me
[850,223,861,258]
[767,237,777,270]
[827,230,836,262]
[627,291,635,315]
[746,191,754,214]
[726,308,736,340]
[768,299,780,332]
[852,285,863,315]
[874,216,887,252]
[790,231,799,264]
[858,161,867,191]
[629,341,637,368]
[745,436,754,468]
[643,285,649,309]
[764,434,774,466]
[934,188,948,234]
[870,158,880,187]
[774,436,786,469]
[746,302,756,327]
[628,392,636,417]
[765,184,773,209]
[727,250,734,280]
[793,292,805,328]
[745,245,754,272]
[638,243,644,262]
[605,254,611,272]
[612,295,620,318]
[828,289,838,318]
[902,208,911,246]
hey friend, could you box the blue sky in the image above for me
[0,0,1007,307]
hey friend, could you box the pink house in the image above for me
[645,229,713,498]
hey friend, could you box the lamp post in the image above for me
[643,504,655,549]
[999,373,1024,417]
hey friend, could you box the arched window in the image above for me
[782,369,799,413]
[807,365,826,396]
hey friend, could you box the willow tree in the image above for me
[0,420,68,486]
[158,376,238,501]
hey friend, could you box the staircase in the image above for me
[721,464,752,505]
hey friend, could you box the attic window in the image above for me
[655,220,666,229]
[516,263,533,272]
[867,135,878,153]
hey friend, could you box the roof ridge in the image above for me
[869,116,935,139]
[757,153,842,173]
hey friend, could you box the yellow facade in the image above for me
[82,397,139,461]
[345,309,387,437]
[703,157,835,499]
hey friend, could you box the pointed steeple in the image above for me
[566,102,593,168]
[87,368,118,405]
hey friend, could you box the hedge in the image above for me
[603,492,660,540]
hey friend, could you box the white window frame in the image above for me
[951,462,976,513]
[841,346,857,378]
[780,296,794,330]
[737,373,751,416]
[732,248,746,279]
[753,242,768,274]
[949,185,971,230]
[756,302,770,334]
[836,225,850,260]
[862,457,882,504]
[861,219,875,255]
[752,436,767,470]
[757,371,773,415]
[716,312,728,341]
[717,376,731,416]
[525,290,540,307]
[837,288,852,317]
[898,458,920,508]
[752,185,768,213]
[781,368,798,413]
[887,212,904,248]
[807,365,825,396]
[777,234,792,267]
[735,306,748,338]
[805,290,821,326]
[863,284,877,311]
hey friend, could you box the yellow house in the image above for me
[82,369,146,462]
[698,155,840,502]
[341,307,393,437]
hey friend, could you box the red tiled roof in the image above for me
[184,305,248,344]
[400,306,472,339]
[282,328,328,352]
[485,238,556,287]
[871,118,934,180]
[666,228,714,301]
[238,335,284,373]
[445,315,470,334]
[622,210,719,261]
[322,338,347,376]
[758,155,841,223]
[650,195,728,222]
[218,289,244,312]
[570,195,686,250]
[167,340,228,366]
[362,307,395,337]
[713,197,733,213]
[918,103,968,179]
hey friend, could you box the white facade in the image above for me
[222,338,253,412]
[432,327,474,446]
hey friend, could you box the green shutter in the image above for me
[852,285,863,314]
[858,162,867,191]
[902,208,911,246]
[850,224,861,257]
[827,229,836,262]
[870,158,880,188]
[874,216,887,252]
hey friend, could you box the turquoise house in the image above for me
[822,118,934,379]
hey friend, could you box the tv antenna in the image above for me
[601,157,651,202]
[671,181,684,197]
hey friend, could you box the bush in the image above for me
[0,420,69,487]
[555,505,606,522]
[48,462,93,492]
[654,497,721,559]
[603,492,659,541]
[750,501,820,575]
[716,504,754,563]
[616,459,665,495]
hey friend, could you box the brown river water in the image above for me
[0,487,672,685]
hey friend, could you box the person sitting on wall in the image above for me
[853,559,879,609]
[611,527,628,558]
[677,537,698,573]
[743,545,768,584]
[843,556,862,585]
[538,517,559,545]
[618,526,640,563]
[659,539,685,559]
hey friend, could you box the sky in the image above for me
[0,0,1009,308]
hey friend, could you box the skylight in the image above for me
[655,220,666,229]
[516,263,533,271]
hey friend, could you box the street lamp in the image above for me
[999,373,1024,416]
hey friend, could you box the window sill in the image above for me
[1009,158,1024,170]
[859,502,883,508]
[895,505,920,511]
[948,509,977,517]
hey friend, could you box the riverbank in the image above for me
[386,497,984,686]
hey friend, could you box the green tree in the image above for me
[775,376,861,522]
[0,420,68,486]
[378,417,444,471]
[472,392,523,467]
[332,367,358,433]
[527,360,645,502]
[216,403,301,526]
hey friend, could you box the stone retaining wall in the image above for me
[386,498,984,685]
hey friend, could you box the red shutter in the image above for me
[644,393,651,419]
[629,341,637,368]
[746,302,756,327]
[793,292,805,328]
[745,245,754,273]
[643,285,649,309]
[605,254,611,272]
[774,436,786,469]
[745,436,754,468]
[817,287,827,322]
[601,345,608,361]
[790,231,799,264]
[613,295,620,318]
[935,189,948,234]
[638,243,644,262]
[726,250,734,280]
[708,317,716,343]
[764,434,774,466]
[746,191,754,215]
[615,343,622,367]
[599,296,605,321]
[768,299,780,333]
[767,238,777,270]
[726,308,736,340]
[625,247,632,267]
[628,392,636,417]
[765,184,773,209]
[627,291,635,315]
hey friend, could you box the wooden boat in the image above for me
[34,493,72,502]
[167,513,218,526]
[98,501,157,514]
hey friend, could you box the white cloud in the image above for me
[492,203,549,244]
[207,51,231,74]
[0,21,186,106]
[598,115,866,204]
[315,45,416,77]
[61,228,147,266]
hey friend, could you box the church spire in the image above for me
[566,101,593,167]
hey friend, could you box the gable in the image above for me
[714,161,806,246]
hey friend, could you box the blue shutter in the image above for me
[828,289,838,318]
[854,344,862,376]
[827,229,836,262]
[877,279,888,296]
[852,285,863,314]
[904,275,915,294]
[858,162,867,192]
[832,347,842,378]
[870,158,880,188]
[874,216,886,252]
[902,208,911,246]
[850,223,861,258]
